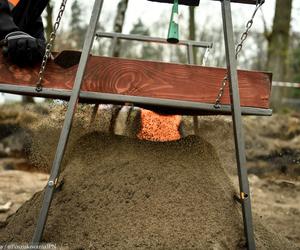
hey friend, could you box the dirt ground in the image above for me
[249,175,300,246]
[0,104,299,249]
[0,168,48,223]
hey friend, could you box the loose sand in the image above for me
[0,128,297,249]
[0,105,298,249]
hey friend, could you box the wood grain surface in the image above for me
[0,52,272,109]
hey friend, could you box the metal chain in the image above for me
[214,0,264,108]
[36,0,68,92]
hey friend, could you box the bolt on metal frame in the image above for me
[30,0,258,249]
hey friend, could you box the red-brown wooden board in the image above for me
[0,52,272,109]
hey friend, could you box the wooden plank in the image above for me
[0,52,272,109]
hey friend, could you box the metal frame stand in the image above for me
[31,0,104,245]
[222,1,255,249]
[30,0,256,249]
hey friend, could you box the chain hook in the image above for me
[214,0,264,107]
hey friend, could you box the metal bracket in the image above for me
[28,0,257,249]
[221,0,256,249]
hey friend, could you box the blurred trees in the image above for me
[69,0,87,49]
[111,0,129,57]
[291,34,300,83]
[289,33,300,99]
[265,0,293,111]
[266,0,293,81]
[189,6,197,64]
[122,19,163,61]
[45,1,54,41]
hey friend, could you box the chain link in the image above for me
[36,0,68,92]
[214,0,264,108]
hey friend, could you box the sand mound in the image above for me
[0,133,296,249]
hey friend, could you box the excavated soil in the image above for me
[0,130,297,249]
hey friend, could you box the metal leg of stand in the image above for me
[187,44,199,135]
[89,104,99,126]
[221,1,256,249]
[89,36,119,125]
[31,0,104,246]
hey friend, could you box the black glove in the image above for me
[1,31,45,66]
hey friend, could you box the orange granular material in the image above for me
[8,0,20,6]
[137,109,181,142]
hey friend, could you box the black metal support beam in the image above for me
[221,0,256,249]
[30,0,104,246]
[186,44,200,134]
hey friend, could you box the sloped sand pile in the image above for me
[0,129,297,249]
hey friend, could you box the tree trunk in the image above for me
[267,0,293,111]
[45,2,54,42]
[189,6,197,64]
[111,0,129,57]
